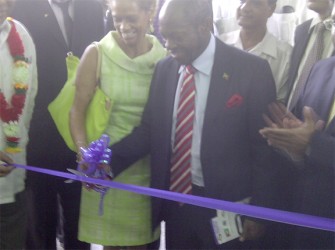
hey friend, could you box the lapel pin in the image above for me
[223,73,230,81]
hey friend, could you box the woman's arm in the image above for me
[70,44,99,153]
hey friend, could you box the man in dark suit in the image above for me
[292,57,335,249]
[260,58,335,249]
[260,8,335,245]
[286,0,334,110]
[11,0,105,249]
[109,0,278,249]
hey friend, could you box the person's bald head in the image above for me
[158,0,212,65]
[159,0,212,28]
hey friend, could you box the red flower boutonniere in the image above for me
[226,94,243,108]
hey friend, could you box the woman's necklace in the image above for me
[0,18,30,153]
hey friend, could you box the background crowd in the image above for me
[0,0,334,250]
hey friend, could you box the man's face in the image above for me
[237,0,275,29]
[159,18,207,65]
[307,0,334,16]
[0,0,14,24]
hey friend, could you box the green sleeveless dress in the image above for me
[78,31,166,246]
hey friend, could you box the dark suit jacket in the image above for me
[293,57,335,249]
[12,0,105,170]
[111,38,279,229]
[285,19,313,104]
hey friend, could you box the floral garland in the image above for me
[0,18,30,153]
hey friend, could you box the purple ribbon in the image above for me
[78,134,112,215]
[12,163,335,232]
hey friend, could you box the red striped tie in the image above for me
[170,65,196,194]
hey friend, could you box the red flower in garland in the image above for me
[7,19,25,58]
[11,94,26,110]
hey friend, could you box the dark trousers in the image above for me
[25,173,89,250]
[0,191,27,250]
[292,225,335,249]
[163,185,262,250]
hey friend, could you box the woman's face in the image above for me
[110,0,151,47]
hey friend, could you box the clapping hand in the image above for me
[0,152,14,177]
[262,102,302,129]
[260,102,325,160]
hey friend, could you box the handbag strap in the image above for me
[92,41,102,85]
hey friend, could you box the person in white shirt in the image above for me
[219,0,292,101]
[0,0,37,249]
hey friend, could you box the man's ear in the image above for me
[198,16,214,33]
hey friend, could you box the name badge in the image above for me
[211,197,250,244]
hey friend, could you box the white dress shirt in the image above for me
[0,19,38,204]
[48,0,74,46]
[171,34,215,187]
[220,30,292,101]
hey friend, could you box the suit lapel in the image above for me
[296,20,313,64]
[301,59,335,133]
[41,1,68,51]
[327,116,335,130]
[324,70,335,131]
[203,40,234,126]
[166,60,180,137]
[157,59,181,155]
[287,20,313,98]
[320,81,335,129]
[305,66,335,120]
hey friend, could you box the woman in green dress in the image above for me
[70,0,166,249]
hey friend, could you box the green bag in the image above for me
[48,43,112,152]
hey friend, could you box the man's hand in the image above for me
[0,152,14,177]
[260,106,325,159]
[239,219,266,242]
[262,102,302,129]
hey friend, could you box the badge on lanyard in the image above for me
[211,197,250,244]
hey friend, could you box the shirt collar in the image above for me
[179,33,216,76]
[225,30,277,59]
[309,16,333,32]
[249,31,278,59]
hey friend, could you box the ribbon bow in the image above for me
[78,134,113,215]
